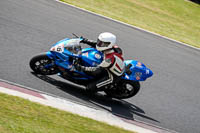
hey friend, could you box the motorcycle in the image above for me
[29,35,153,99]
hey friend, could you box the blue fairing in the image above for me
[81,48,103,67]
[122,60,153,81]
[46,38,103,80]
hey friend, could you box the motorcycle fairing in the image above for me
[47,50,94,80]
[81,48,103,67]
[122,60,153,81]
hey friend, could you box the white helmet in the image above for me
[96,32,116,51]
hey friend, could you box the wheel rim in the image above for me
[105,81,140,99]
[34,59,56,74]
[120,83,135,97]
[125,83,134,91]
[107,82,135,98]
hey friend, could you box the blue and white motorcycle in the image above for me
[29,36,153,99]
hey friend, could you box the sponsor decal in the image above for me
[95,53,101,59]
[82,52,89,57]
[136,76,140,80]
[135,72,142,80]
[57,46,62,52]
[137,62,142,66]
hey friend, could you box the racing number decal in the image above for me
[56,46,64,53]
[57,47,62,52]
[50,44,64,53]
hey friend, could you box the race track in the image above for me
[0,0,200,132]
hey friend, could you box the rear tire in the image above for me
[104,80,140,99]
[29,53,58,75]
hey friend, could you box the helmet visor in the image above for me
[97,39,111,47]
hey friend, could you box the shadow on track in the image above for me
[31,72,159,123]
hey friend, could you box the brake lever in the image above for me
[72,33,79,38]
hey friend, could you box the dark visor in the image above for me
[97,39,111,47]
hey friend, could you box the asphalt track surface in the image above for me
[0,0,200,132]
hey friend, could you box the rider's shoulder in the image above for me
[112,45,122,54]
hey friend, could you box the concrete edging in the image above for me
[0,80,157,133]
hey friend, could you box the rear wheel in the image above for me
[29,53,58,75]
[104,80,140,99]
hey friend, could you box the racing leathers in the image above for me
[75,38,125,91]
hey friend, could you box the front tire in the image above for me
[105,80,140,99]
[29,53,58,75]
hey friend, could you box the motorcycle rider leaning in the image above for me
[75,32,125,92]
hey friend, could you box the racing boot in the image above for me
[85,76,112,92]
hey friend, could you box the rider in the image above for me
[75,32,125,92]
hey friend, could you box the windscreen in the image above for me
[64,39,81,54]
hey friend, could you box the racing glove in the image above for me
[80,37,96,48]
[80,37,88,43]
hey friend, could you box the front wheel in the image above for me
[104,80,140,99]
[29,53,58,75]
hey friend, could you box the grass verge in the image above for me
[60,0,200,48]
[0,92,134,133]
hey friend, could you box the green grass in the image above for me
[60,0,200,48]
[0,93,135,133]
